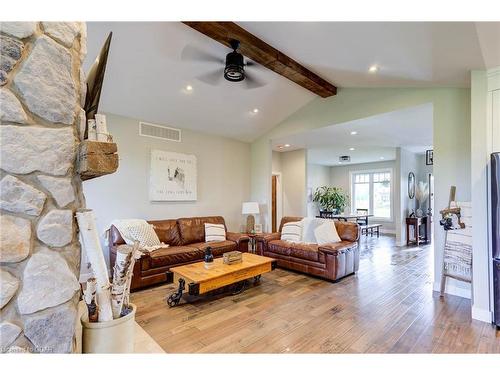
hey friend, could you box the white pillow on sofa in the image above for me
[205,223,226,242]
[281,221,302,243]
[314,221,341,245]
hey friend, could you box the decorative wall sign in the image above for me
[426,149,433,165]
[149,150,197,201]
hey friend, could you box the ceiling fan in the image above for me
[181,39,266,89]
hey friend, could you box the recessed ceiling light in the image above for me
[349,147,355,151]
[368,65,378,73]
[284,144,291,148]
[186,85,193,91]
[252,108,259,113]
[350,131,358,135]
[380,156,385,160]
[338,162,342,164]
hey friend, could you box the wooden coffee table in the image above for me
[167,253,277,307]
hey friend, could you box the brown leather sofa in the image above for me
[256,216,359,282]
[109,216,249,290]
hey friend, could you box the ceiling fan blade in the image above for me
[181,44,222,64]
[196,68,224,86]
[245,70,266,89]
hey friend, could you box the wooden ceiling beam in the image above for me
[182,22,337,98]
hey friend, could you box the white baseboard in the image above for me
[433,282,471,299]
[471,305,493,323]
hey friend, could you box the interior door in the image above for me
[272,175,277,232]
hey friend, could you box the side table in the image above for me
[405,216,429,246]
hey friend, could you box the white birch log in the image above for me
[83,278,98,322]
[76,210,113,322]
[122,244,142,309]
[111,245,133,318]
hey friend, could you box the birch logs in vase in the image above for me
[76,210,113,322]
[110,242,141,318]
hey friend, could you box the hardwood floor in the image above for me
[132,235,500,353]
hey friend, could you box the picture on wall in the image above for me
[426,149,434,165]
[149,149,197,201]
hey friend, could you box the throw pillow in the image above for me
[314,221,341,245]
[205,223,226,242]
[301,217,330,243]
[281,221,302,243]
[127,222,161,247]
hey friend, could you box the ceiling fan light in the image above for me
[224,64,245,82]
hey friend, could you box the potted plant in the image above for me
[313,186,349,215]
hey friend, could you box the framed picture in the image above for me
[254,224,263,234]
[149,149,197,201]
[426,149,433,165]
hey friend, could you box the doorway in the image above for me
[271,173,282,232]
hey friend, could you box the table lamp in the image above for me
[242,202,260,233]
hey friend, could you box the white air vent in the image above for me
[139,121,181,142]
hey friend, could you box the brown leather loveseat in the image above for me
[109,216,249,290]
[256,217,359,282]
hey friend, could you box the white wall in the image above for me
[330,160,397,233]
[471,68,500,322]
[83,113,251,265]
[281,149,307,217]
[307,163,331,217]
[397,148,419,245]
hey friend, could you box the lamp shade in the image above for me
[242,202,259,215]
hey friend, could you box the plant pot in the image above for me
[81,303,136,353]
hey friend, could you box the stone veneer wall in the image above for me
[0,22,87,353]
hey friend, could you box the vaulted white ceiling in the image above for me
[85,22,499,143]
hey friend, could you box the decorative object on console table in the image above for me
[254,223,263,234]
[242,201,260,233]
[149,149,197,201]
[78,140,119,181]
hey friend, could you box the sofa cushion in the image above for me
[149,246,204,268]
[177,216,226,245]
[148,219,182,246]
[268,240,292,256]
[334,221,359,242]
[188,240,237,256]
[204,223,226,242]
[320,241,357,255]
[314,221,341,245]
[289,243,324,262]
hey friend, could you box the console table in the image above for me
[406,216,429,246]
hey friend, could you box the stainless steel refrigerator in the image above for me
[491,152,500,327]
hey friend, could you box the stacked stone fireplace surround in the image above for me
[0,22,87,353]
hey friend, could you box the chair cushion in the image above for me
[289,243,323,262]
[149,246,204,268]
[188,240,237,256]
[177,216,226,244]
[268,240,292,256]
[148,219,182,246]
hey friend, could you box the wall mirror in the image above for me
[408,172,416,199]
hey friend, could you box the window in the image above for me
[351,170,392,219]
